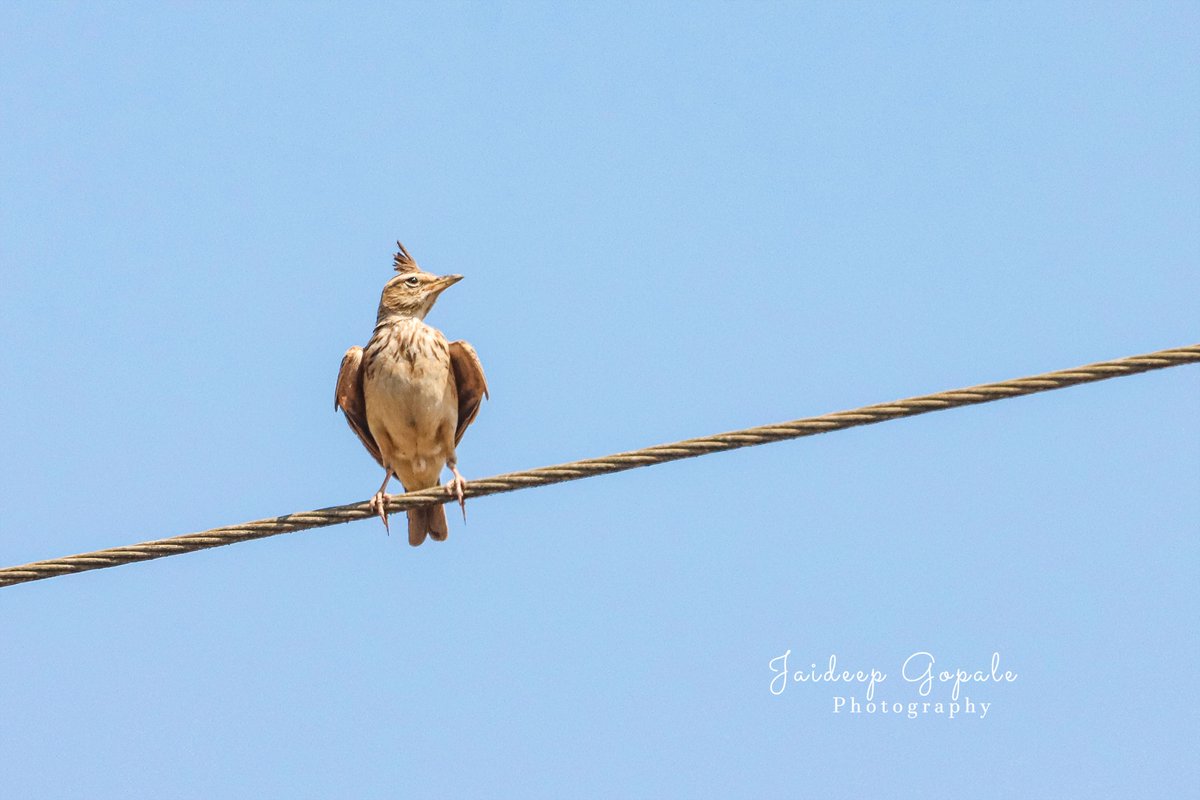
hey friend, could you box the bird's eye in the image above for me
[405,276,420,287]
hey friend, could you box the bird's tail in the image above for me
[407,504,449,547]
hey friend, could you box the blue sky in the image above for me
[1,2,1197,796]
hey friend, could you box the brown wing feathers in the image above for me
[448,340,488,446]
[334,346,383,466]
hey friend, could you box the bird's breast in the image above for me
[361,319,458,483]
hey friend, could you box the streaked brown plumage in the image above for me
[335,241,488,545]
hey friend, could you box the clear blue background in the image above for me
[2,3,1197,796]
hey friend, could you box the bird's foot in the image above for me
[369,491,391,535]
[447,467,468,522]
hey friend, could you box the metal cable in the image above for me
[2,343,1197,589]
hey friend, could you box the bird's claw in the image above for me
[447,468,468,523]
[370,491,391,535]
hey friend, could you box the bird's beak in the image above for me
[430,274,463,294]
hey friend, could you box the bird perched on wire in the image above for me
[335,241,488,546]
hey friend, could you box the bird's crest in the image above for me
[393,240,419,273]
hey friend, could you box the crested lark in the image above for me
[335,241,488,546]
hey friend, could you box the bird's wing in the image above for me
[448,340,489,446]
[335,346,383,466]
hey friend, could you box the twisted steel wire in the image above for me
[2,343,1197,589]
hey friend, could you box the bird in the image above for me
[335,241,488,546]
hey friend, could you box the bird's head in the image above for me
[377,241,463,321]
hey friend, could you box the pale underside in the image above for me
[364,320,457,490]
